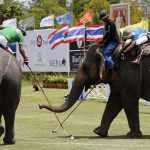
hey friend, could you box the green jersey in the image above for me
[0,27,24,43]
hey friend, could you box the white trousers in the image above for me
[0,34,8,48]
[135,35,148,45]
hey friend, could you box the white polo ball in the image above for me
[70,135,75,140]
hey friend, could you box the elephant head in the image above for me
[39,44,105,113]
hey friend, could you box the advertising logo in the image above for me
[37,35,43,47]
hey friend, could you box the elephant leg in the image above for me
[121,90,142,137]
[0,113,4,137]
[3,111,16,144]
[93,83,122,137]
[118,62,142,137]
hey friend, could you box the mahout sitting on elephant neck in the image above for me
[39,42,150,138]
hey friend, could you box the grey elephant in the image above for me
[39,43,150,137]
[0,50,22,144]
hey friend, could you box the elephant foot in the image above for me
[0,126,4,137]
[3,137,15,145]
[93,126,108,137]
[126,130,143,138]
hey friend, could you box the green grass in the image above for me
[1,81,150,150]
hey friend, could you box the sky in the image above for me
[17,0,31,6]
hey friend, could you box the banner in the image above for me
[40,15,54,27]
[19,16,35,28]
[19,29,70,72]
[69,51,84,72]
[69,40,86,72]
[2,18,17,27]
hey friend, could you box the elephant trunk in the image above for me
[39,73,86,113]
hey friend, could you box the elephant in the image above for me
[0,49,22,144]
[39,43,150,137]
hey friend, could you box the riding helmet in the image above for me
[99,9,109,20]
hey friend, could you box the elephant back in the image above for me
[0,49,22,83]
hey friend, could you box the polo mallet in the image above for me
[26,64,72,137]
[52,85,96,134]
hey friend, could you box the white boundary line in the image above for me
[19,140,150,148]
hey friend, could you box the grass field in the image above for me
[0,81,150,150]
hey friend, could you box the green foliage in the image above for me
[130,4,144,24]
[73,0,109,24]
[123,0,145,24]
[23,72,73,84]
[0,0,26,24]
[42,74,69,84]
[73,0,90,22]
[84,0,110,23]
[0,0,148,29]
[28,0,67,28]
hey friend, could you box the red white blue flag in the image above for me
[48,25,69,49]
[64,25,85,43]
[79,11,93,24]
[55,13,72,25]
[86,25,104,42]
[48,24,104,49]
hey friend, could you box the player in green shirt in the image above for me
[0,26,28,65]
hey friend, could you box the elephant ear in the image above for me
[95,47,105,79]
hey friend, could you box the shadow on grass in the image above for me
[57,135,150,140]
[0,142,13,146]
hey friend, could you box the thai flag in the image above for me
[55,13,72,25]
[86,25,104,42]
[48,25,69,49]
[64,25,85,43]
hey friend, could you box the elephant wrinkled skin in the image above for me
[0,50,22,144]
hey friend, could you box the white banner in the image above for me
[2,18,17,28]
[19,16,35,28]
[40,15,54,27]
[18,29,70,72]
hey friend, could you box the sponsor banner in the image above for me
[69,51,85,72]
[18,29,70,72]
[69,41,84,72]
[69,40,93,72]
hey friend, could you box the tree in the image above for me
[29,0,67,28]
[72,0,90,23]
[83,0,110,23]
[0,0,26,24]
[72,0,109,24]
